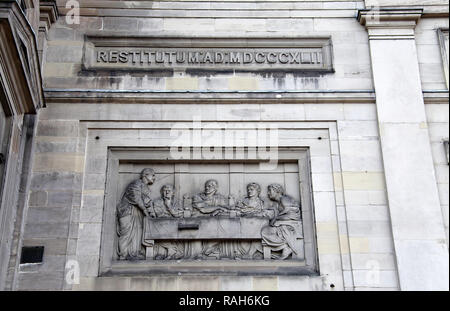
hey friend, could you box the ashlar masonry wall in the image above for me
[8,0,449,291]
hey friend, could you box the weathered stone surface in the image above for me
[1,0,447,293]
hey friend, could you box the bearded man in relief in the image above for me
[116,168,156,260]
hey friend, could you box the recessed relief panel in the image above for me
[101,149,318,275]
[115,162,303,261]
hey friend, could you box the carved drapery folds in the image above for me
[116,169,304,261]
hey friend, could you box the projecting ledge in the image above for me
[103,260,316,277]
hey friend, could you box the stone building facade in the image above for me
[0,0,448,291]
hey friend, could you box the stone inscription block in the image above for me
[83,36,334,72]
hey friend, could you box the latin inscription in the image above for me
[96,49,323,66]
[84,37,334,72]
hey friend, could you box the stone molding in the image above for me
[358,8,423,40]
[39,0,58,34]
[0,0,44,114]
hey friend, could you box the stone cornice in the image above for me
[39,0,58,33]
[358,8,423,40]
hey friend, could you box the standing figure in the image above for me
[261,184,301,260]
[151,184,185,259]
[116,168,156,260]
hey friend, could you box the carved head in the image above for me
[204,179,219,195]
[268,183,284,201]
[161,184,175,199]
[141,168,156,185]
[247,183,261,198]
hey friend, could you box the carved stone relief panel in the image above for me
[101,148,318,275]
[115,162,303,262]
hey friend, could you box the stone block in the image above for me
[37,120,79,137]
[216,104,262,121]
[164,18,214,32]
[352,270,399,288]
[178,276,220,291]
[311,173,334,192]
[137,18,164,32]
[304,104,345,121]
[425,104,449,123]
[77,255,100,277]
[35,141,77,153]
[265,18,314,32]
[343,104,377,121]
[103,17,138,31]
[347,221,392,238]
[77,221,101,243]
[26,207,71,224]
[260,104,305,121]
[28,191,48,206]
[228,77,259,91]
[338,121,379,140]
[48,27,77,41]
[85,157,107,174]
[80,199,103,223]
[339,141,384,171]
[368,191,388,205]
[339,235,350,254]
[346,205,389,222]
[351,253,397,270]
[252,277,278,291]
[395,239,449,290]
[341,172,385,191]
[92,277,131,291]
[47,191,75,207]
[278,276,316,291]
[33,154,85,173]
[67,238,77,256]
[215,19,266,32]
[72,277,96,291]
[24,222,69,239]
[130,277,179,291]
[18,272,64,290]
[160,104,217,121]
[219,276,252,291]
[314,18,363,32]
[317,238,341,254]
[166,77,199,91]
[43,63,74,78]
[313,191,337,222]
[46,45,83,63]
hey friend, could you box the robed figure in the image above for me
[116,168,156,260]
[261,183,301,260]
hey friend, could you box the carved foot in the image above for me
[279,248,293,260]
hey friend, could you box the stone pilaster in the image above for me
[359,8,449,291]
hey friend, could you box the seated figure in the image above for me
[236,182,273,218]
[151,184,184,218]
[149,184,185,260]
[192,179,230,217]
[261,183,301,260]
